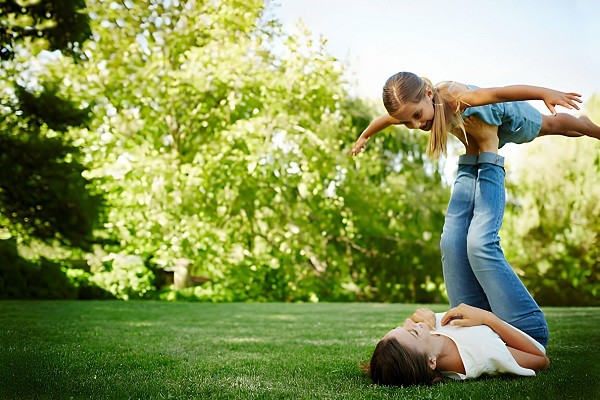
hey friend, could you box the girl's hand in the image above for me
[350,137,368,156]
[440,303,492,327]
[542,89,582,115]
[408,308,436,330]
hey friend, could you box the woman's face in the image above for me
[390,90,435,131]
[383,318,435,357]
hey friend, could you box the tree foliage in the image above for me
[0,2,103,302]
[0,0,103,252]
[0,0,91,60]
[1,0,596,304]
[502,112,600,306]
[0,124,103,248]
[38,0,446,301]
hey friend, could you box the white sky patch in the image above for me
[274,0,600,104]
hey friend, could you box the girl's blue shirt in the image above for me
[461,85,543,148]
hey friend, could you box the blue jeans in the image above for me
[440,153,549,347]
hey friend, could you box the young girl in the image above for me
[351,71,599,158]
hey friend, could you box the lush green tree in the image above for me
[0,0,90,60]
[1,0,100,249]
[0,0,106,299]
[40,0,447,301]
[502,105,599,306]
[0,6,102,241]
[3,1,595,304]
[0,120,102,248]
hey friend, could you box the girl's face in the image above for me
[390,88,435,131]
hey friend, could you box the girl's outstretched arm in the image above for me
[351,114,399,155]
[458,85,582,115]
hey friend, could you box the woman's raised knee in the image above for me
[440,229,467,259]
[466,232,492,262]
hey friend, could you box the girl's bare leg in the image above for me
[540,114,600,139]
[464,116,500,153]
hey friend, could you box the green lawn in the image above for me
[1,301,598,399]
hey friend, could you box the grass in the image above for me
[0,301,598,399]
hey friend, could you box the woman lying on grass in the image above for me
[365,304,549,386]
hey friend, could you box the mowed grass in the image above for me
[1,301,599,399]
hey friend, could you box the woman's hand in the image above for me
[440,303,492,327]
[541,89,582,115]
[408,308,436,330]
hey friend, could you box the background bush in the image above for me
[0,1,597,304]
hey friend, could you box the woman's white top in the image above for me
[433,313,546,380]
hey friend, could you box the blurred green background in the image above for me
[0,0,598,305]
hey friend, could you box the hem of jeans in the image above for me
[477,152,505,167]
[458,154,478,165]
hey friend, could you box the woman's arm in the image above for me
[441,303,549,370]
[507,347,550,371]
[457,85,582,115]
[350,114,399,155]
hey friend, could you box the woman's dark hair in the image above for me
[364,337,446,386]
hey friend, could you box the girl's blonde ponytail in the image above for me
[425,79,464,159]
[427,88,448,159]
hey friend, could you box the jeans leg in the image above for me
[441,154,491,310]
[467,154,549,347]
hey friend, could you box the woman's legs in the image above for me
[441,154,491,311]
[467,153,549,347]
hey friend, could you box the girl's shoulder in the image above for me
[435,81,471,95]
